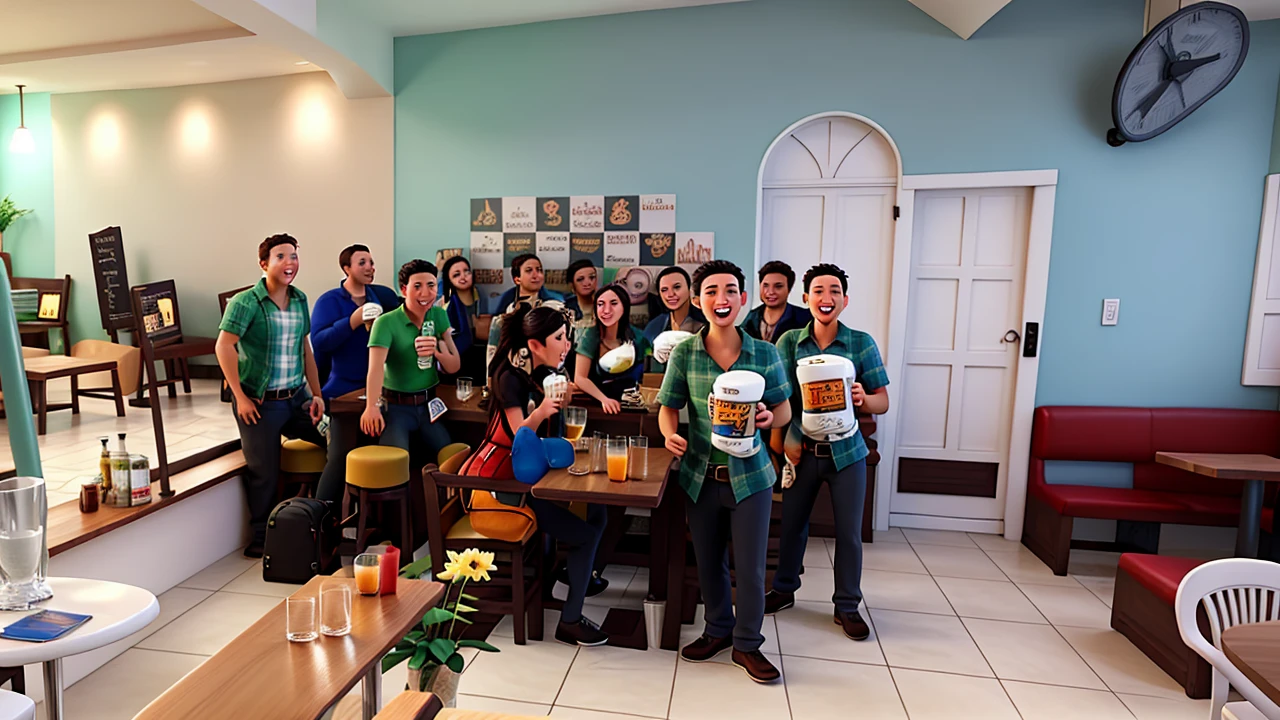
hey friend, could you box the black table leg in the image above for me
[1237,479,1264,558]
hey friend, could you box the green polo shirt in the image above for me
[219,278,311,398]
[657,328,791,503]
[776,322,890,471]
[368,305,451,393]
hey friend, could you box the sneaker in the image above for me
[834,610,870,641]
[763,590,795,615]
[558,569,610,598]
[555,617,609,647]
[243,541,264,559]
[680,633,733,662]
[731,649,781,683]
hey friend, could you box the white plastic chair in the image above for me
[1175,558,1280,720]
[0,689,34,720]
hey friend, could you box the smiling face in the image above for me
[448,260,473,292]
[345,250,375,286]
[659,273,690,312]
[760,272,790,309]
[572,266,598,299]
[804,275,848,325]
[516,258,544,293]
[693,273,746,328]
[530,325,571,369]
[260,241,300,286]
[401,271,438,313]
[595,288,624,329]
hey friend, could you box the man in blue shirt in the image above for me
[741,261,812,344]
[492,254,563,315]
[310,244,402,503]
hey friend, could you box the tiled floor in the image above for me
[46,527,1221,720]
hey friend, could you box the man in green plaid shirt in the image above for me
[765,263,890,643]
[216,234,326,559]
[658,260,792,684]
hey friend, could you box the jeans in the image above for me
[379,403,452,467]
[316,404,370,504]
[686,482,772,652]
[235,390,326,544]
[527,498,607,624]
[773,457,867,613]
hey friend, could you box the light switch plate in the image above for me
[1102,298,1120,326]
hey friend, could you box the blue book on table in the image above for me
[0,611,92,643]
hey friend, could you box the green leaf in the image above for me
[381,649,414,672]
[428,638,455,665]
[454,603,478,614]
[408,646,428,671]
[456,639,500,653]
[459,593,480,602]
[398,555,434,580]
[421,607,456,626]
[446,653,466,673]
[452,614,473,625]
[405,630,426,644]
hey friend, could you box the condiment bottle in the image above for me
[379,546,399,596]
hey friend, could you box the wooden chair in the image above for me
[424,464,544,645]
[12,275,71,355]
[128,280,216,407]
[217,286,252,403]
[70,339,141,402]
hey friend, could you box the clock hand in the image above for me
[1168,53,1222,79]
[1133,79,1172,121]
[1161,28,1177,64]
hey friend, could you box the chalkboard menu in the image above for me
[132,280,183,346]
[89,227,132,331]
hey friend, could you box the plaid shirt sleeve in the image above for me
[219,291,256,337]
[657,340,690,409]
[855,332,889,391]
[759,342,792,408]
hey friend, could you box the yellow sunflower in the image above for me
[437,549,469,582]
[461,550,497,582]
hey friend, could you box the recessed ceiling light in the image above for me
[295,61,311,66]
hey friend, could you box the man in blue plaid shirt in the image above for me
[658,260,792,684]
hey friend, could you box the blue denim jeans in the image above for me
[234,390,326,543]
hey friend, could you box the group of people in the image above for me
[215,234,890,685]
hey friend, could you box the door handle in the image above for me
[1001,330,1020,344]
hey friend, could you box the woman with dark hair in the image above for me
[460,305,611,647]
[573,285,653,414]
[439,255,488,379]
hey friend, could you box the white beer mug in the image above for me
[796,355,858,441]
[708,370,765,458]
[543,372,569,403]
[599,342,636,375]
[652,330,694,364]
[361,302,383,322]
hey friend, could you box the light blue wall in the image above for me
[394,0,1280,410]
[0,92,55,278]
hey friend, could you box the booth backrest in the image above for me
[1031,406,1280,497]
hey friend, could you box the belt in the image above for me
[705,464,731,483]
[802,439,834,458]
[382,387,436,406]
[258,385,303,402]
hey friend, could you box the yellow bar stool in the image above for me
[345,446,412,560]
[278,439,326,503]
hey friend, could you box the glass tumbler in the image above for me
[589,432,607,474]
[286,596,317,642]
[606,438,629,483]
[628,436,648,480]
[354,554,380,596]
[0,477,51,610]
[457,377,473,401]
[320,583,352,637]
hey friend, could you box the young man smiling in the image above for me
[767,263,890,641]
[742,261,811,344]
[658,260,792,683]
[493,253,563,315]
[216,234,327,558]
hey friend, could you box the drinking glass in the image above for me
[606,438,629,483]
[589,432,607,474]
[565,407,590,475]
[628,436,648,480]
[0,477,51,611]
[320,583,352,637]
[286,596,317,642]
[456,377,473,402]
[354,554,380,595]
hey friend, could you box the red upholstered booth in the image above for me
[1112,553,1211,697]
[1022,406,1280,575]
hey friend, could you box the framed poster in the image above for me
[570,233,604,267]
[537,232,570,287]
[604,231,640,267]
[640,195,676,233]
[604,196,640,231]
[470,198,503,232]
[569,196,605,232]
[641,232,675,266]
[88,226,133,332]
[537,197,569,231]
[676,232,715,269]
[503,233,536,267]
[502,197,536,232]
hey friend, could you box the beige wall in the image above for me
[52,72,394,347]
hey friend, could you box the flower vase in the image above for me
[409,665,459,708]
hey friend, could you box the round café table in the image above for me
[1223,621,1280,710]
[0,578,158,720]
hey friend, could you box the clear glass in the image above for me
[589,431,607,474]
[565,407,590,475]
[606,438,628,483]
[286,596,317,642]
[628,436,648,480]
[456,377,473,401]
[0,477,51,610]
[320,583,352,637]
[354,554,380,596]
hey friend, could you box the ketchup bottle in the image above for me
[380,545,400,595]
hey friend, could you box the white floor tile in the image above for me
[805,537,834,569]
[986,548,1084,588]
[934,577,1047,624]
[870,609,991,676]
[1075,574,1116,609]
[1002,680,1135,719]
[1118,692,1214,720]
[890,667,1020,720]
[903,528,978,548]
[967,533,1025,554]
[178,549,261,591]
[1018,583,1114,629]
[555,645,676,718]
[962,618,1106,690]
[912,544,1007,581]
[458,633,580,705]
[775,601,883,665]
[862,569,954,616]
[784,656,906,720]
[137,592,281,655]
[220,563,307,598]
[873,527,908,544]
[57,649,205,720]
[551,706,663,719]
[668,652,789,720]
[456,694,553,716]
[862,542,928,575]
[793,565,837,604]
[1057,626,1188,699]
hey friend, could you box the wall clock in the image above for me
[1107,1,1249,147]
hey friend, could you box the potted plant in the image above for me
[383,548,500,708]
[0,196,32,253]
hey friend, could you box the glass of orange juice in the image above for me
[354,553,380,595]
[606,438,628,483]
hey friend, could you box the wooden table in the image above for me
[531,447,685,651]
[1154,452,1280,558]
[1223,621,1280,708]
[135,577,445,720]
[24,355,125,434]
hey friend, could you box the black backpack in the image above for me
[263,498,338,584]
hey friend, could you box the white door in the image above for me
[890,187,1031,522]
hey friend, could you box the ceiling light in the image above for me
[295,61,311,66]
[9,85,34,154]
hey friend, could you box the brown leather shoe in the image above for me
[834,610,870,641]
[680,633,733,662]
[764,590,795,615]
[732,649,781,683]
